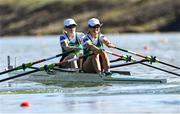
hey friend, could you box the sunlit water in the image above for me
[0,33,180,114]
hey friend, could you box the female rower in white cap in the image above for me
[82,18,116,75]
[59,18,84,70]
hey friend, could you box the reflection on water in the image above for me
[0,93,180,113]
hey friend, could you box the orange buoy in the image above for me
[20,101,31,108]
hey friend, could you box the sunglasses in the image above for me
[89,25,101,28]
[65,24,76,29]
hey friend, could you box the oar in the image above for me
[110,58,124,63]
[0,50,75,75]
[105,50,132,62]
[140,62,180,77]
[107,49,180,77]
[114,47,180,69]
[110,59,147,68]
[0,53,94,83]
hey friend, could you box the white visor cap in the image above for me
[64,18,77,27]
[88,18,102,27]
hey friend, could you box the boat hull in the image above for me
[25,70,166,84]
[8,68,167,86]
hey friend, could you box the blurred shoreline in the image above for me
[0,0,180,36]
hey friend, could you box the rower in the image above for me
[82,18,116,75]
[59,18,84,70]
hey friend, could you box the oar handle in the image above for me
[56,53,94,65]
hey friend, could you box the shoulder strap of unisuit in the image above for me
[87,34,103,48]
[75,33,81,45]
[97,33,103,48]
[64,32,70,41]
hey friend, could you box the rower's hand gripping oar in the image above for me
[106,50,180,77]
[0,53,94,83]
[0,50,75,75]
[114,47,180,69]
[105,50,132,63]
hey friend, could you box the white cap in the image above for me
[88,18,102,27]
[64,18,77,27]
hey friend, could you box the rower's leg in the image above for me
[69,54,78,68]
[92,54,102,73]
[82,56,96,73]
[82,54,101,73]
[61,54,78,68]
[100,51,110,72]
[77,53,83,71]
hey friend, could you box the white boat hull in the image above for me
[8,68,167,86]
[25,70,167,84]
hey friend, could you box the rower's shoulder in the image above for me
[76,32,86,40]
[76,32,85,36]
[59,34,66,40]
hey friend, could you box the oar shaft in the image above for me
[110,58,124,63]
[0,69,39,82]
[115,47,145,58]
[158,61,180,69]
[105,50,123,57]
[0,69,15,75]
[140,63,180,77]
[30,50,75,65]
[110,60,147,68]
[32,53,67,65]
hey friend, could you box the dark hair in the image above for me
[88,24,101,28]
[65,24,77,28]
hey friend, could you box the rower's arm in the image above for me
[85,42,100,52]
[61,41,80,52]
[102,39,116,48]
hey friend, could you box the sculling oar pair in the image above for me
[0,50,75,75]
[106,49,180,77]
[114,47,180,69]
[0,52,94,83]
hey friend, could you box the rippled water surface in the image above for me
[0,33,180,114]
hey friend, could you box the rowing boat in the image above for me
[9,68,167,86]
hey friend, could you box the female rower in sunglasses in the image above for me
[82,18,116,75]
[59,18,84,70]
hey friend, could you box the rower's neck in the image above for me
[68,32,75,38]
[90,33,98,39]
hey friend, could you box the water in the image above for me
[0,33,180,114]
